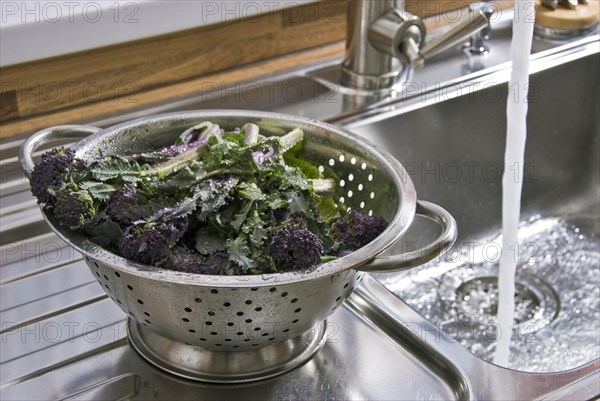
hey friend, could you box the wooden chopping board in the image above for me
[536,0,600,30]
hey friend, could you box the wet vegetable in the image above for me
[30,122,386,275]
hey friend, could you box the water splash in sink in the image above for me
[376,216,600,372]
[495,0,537,366]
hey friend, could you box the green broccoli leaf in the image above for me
[227,235,255,271]
[84,217,123,250]
[79,181,117,202]
[231,201,253,231]
[288,192,310,215]
[90,158,151,182]
[283,154,322,179]
[196,178,238,222]
[195,227,227,255]
[237,182,265,201]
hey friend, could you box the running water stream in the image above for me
[494,1,536,366]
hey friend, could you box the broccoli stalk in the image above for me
[252,127,304,165]
[153,143,209,177]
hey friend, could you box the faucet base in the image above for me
[340,65,411,91]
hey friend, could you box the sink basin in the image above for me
[346,44,600,373]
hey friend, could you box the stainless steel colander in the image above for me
[20,110,457,381]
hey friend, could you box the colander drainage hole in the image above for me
[184,307,192,312]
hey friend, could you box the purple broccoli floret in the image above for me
[119,225,171,266]
[53,188,95,229]
[157,218,188,247]
[30,147,77,207]
[330,210,387,250]
[107,184,150,224]
[118,215,189,266]
[269,225,324,271]
[170,246,229,274]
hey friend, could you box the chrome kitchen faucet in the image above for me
[341,0,493,90]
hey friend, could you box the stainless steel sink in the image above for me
[349,40,600,372]
[1,9,599,400]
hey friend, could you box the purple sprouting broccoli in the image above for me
[170,246,231,275]
[330,210,387,250]
[52,187,96,229]
[157,218,189,247]
[107,184,151,224]
[118,209,189,267]
[30,147,79,207]
[119,225,171,266]
[269,225,324,271]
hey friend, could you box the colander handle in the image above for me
[19,125,101,180]
[357,200,458,272]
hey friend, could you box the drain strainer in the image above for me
[438,265,560,337]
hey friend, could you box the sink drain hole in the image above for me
[440,266,559,336]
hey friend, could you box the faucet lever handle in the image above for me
[412,8,492,68]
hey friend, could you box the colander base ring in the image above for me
[127,318,327,383]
